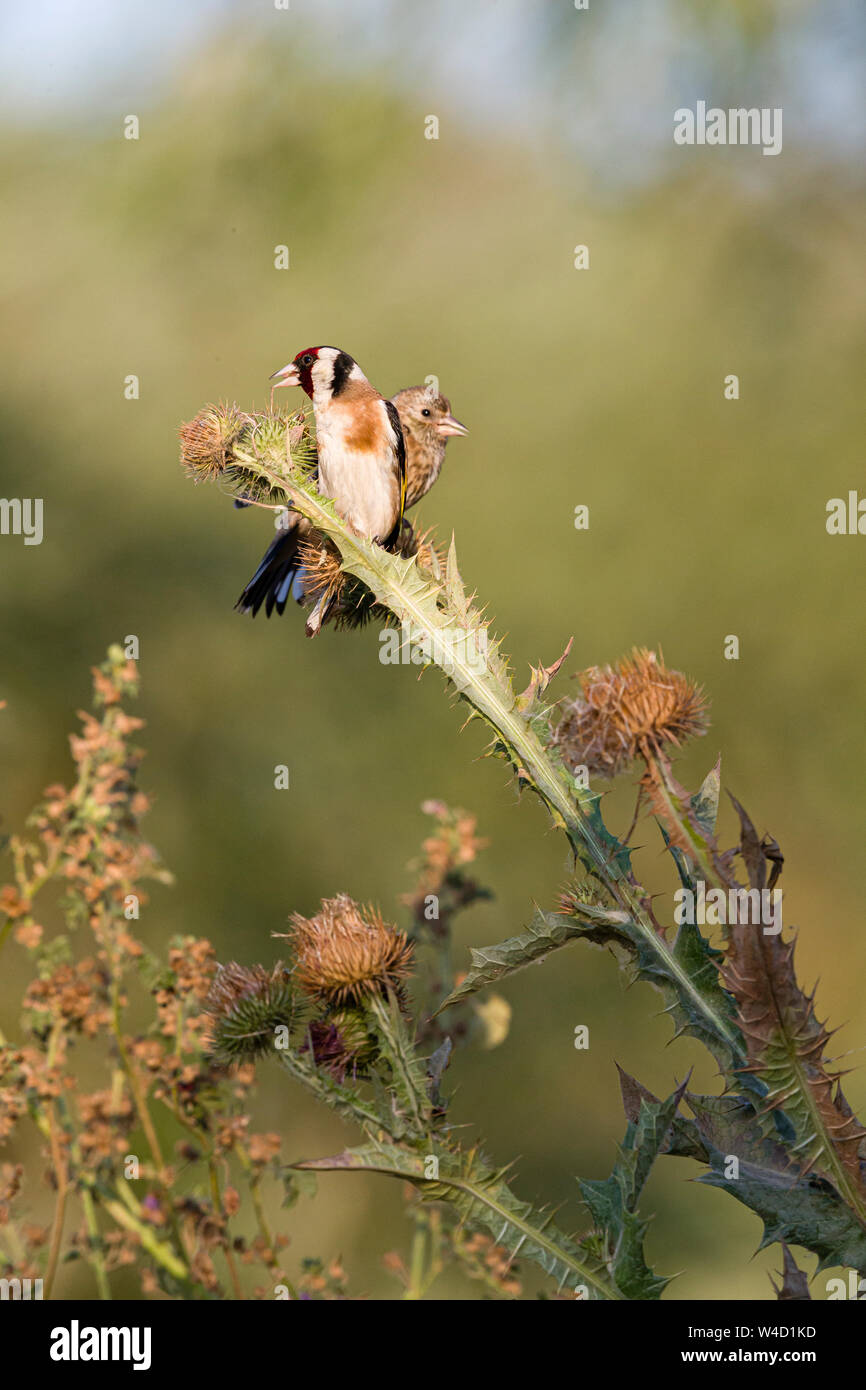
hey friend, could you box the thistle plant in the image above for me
[180,402,866,1295]
[0,400,861,1300]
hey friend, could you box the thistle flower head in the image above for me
[284,895,413,1007]
[305,1009,378,1079]
[179,404,317,505]
[203,961,295,1063]
[557,879,607,914]
[297,538,363,622]
[179,403,251,483]
[553,648,709,779]
[404,525,446,575]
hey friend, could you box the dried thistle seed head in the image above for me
[284,895,413,1007]
[553,648,709,779]
[179,403,250,483]
[298,538,348,606]
[294,521,448,633]
[203,961,295,1063]
[296,538,379,630]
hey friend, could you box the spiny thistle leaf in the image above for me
[723,797,866,1228]
[297,523,446,633]
[579,1084,686,1299]
[692,758,722,837]
[437,905,745,1073]
[619,1073,866,1274]
[516,638,573,716]
[664,762,723,897]
[444,535,471,623]
[730,792,784,892]
[433,908,597,1014]
[617,1065,707,1160]
[666,917,742,1064]
[426,1036,452,1110]
[291,1140,625,1300]
[645,750,732,886]
[690,1092,866,1271]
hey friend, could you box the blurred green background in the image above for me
[1,0,864,1299]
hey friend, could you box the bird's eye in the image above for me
[421,408,431,417]
[301,354,314,367]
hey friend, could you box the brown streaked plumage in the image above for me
[391,384,468,509]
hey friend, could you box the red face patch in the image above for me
[293,347,320,396]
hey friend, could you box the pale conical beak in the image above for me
[270,361,301,388]
[436,413,468,438]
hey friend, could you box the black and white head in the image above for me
[270,346,371,404]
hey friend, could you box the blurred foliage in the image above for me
[0,9,864,1298]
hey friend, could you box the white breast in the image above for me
[315,407,398,541]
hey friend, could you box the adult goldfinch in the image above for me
[274,345,406,544]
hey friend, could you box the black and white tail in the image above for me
[235,520,306,618]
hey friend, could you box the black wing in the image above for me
[384,398,407,530]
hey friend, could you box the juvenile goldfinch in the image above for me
[390,385,467,508]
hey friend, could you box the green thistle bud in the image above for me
[179,404,317,508]
[203,961,295,1064]
[558,879,606,913]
